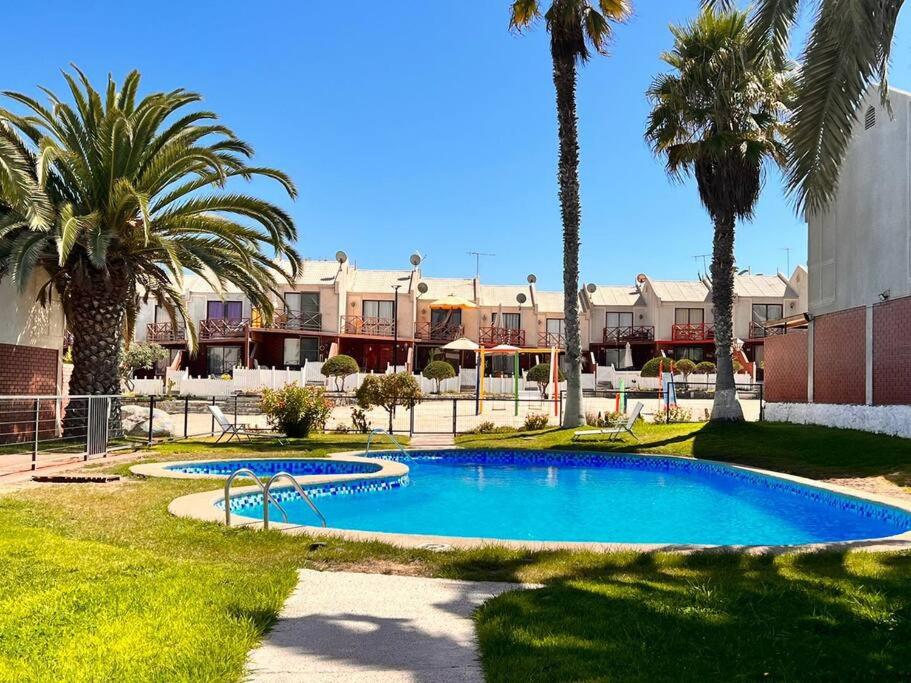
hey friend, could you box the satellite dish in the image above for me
[636,273,647,284]
[586,283,597,293]
[516,293,527,304]
[410,252,423,267]
[335,250,348,264]
[527,274,537,284]
[417,282,429,294]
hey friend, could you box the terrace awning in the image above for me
[430,294,477,309]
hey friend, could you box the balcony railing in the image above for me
[199,318,248,339]
[479,326,525,347]
[602,325,654,344]
[671,323,715,342]
[341,315,395,337]
[147,322,187,342]
[538,331,565,348]
[415,321,464,342]
[748,321,789,339]
[267,311,322,332]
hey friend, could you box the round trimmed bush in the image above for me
[694,360,716,376]
[640,356,675,378]
[321,354,359,391]
[527,363,565,398]
[422,360,456,393]
[675,358,696,378]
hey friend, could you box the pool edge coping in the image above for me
[153,448,911,553]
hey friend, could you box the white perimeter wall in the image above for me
[766,402,911,439]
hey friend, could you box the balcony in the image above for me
[415,321,464,343]
[479,326,525,347]
[671,323,715,342]
[146,321,186,342]
[538,331,565,348]
[267,311,322,332]
[199,318,248,339]
[341,315,394,337]
[602,326,654,345]
[749,321,789,339]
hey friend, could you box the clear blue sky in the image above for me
[4,1,911,289]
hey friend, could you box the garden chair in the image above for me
[208,405,286,445]
[572,401,643,442]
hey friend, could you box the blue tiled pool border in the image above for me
[167,458,382,477]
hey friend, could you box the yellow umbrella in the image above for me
[430,294,477,309]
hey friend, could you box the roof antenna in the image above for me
[780,246,791,274]
[692,254,709,277]
[467,251,495,279]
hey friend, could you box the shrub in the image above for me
[320,354,359,392]
[356,373,423,429]
[694,361,716,376]
[422,360,456,393]
[350,407,371,433]
[261,384,333,437]
[651,405,694,424]
[121,342,168,390]
[640,356,676,378]
[585,410,626,428]
[733,359,745,374]
[526,363,566,398]
[469,421,518,434]
[523,413,550,431]
[675,358,696,379]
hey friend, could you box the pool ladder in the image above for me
[365,428,413,461]
[224,468,327,530]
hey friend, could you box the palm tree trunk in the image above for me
[709,211,744,421]
[552,49,584,428]
[64,268,127,436]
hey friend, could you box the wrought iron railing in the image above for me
[538,331,565,348]
[671,323,715,342]
[602,326,654,344]
[415,321,464,342]
[147,322,187,342]
[748,321,788,339]
[340,315,395,337]
[479,326,525,347]
[199,318,248,339]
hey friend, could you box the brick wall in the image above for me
[813,307,866,405]
[764,330,808,403]
[873,295,911,405]
[0,343,59,443]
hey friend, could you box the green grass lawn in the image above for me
[0,425,910,681]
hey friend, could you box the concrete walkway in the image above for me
[246,569,519,682]
[407,434,456,449]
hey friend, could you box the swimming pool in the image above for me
[220,450,911,547]
[165,458,382,477]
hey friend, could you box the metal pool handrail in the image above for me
[265,472,328,528]
[224,468,289,529]
[365,428,412,461]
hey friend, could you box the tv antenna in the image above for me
[467,251,495,279]
[780,247,791,274]
[692,254,710,276]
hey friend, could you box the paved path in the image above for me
[407,434,456,449]
[246,569,520,682]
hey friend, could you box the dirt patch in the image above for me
[824,475,911,503]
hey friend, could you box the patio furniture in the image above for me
[571,401,644,442]
[208,405,286,445]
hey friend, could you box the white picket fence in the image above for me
[595,365,753,390]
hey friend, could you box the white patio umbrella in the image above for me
[442,337,479,351]
[622,342,633,369]
[489,344,520,352]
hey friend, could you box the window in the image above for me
[675,308,704,325]
[546,319,565,336]
[671,346,705,362]
[285,292,320,329]
[283,338,321,367]
[207,300,243,320]
[865,105,876,130]
[605,311,633,329]
[362,300,394,320]
[207,346,241,376]
[603,347,623,368]
[751,303,783,323]
[431,308,461,326]
[494,312,520,329]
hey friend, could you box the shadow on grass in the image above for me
[473,549,911,681]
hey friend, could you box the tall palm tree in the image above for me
[510,0,631,428]
[0,68,301,407]
[706,0,902,212]
[646,8,793,420]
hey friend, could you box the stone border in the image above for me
[148,449,911,553]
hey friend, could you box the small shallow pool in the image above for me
[222,450,911,546]
[166,458,382,477]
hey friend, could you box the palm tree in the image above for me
[510,0,631,428]
[705,0,902,212]
[646,8,793,421]
[0,68,301,409]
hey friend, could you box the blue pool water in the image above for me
[226,451,911,546]
[166,458,381,477]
